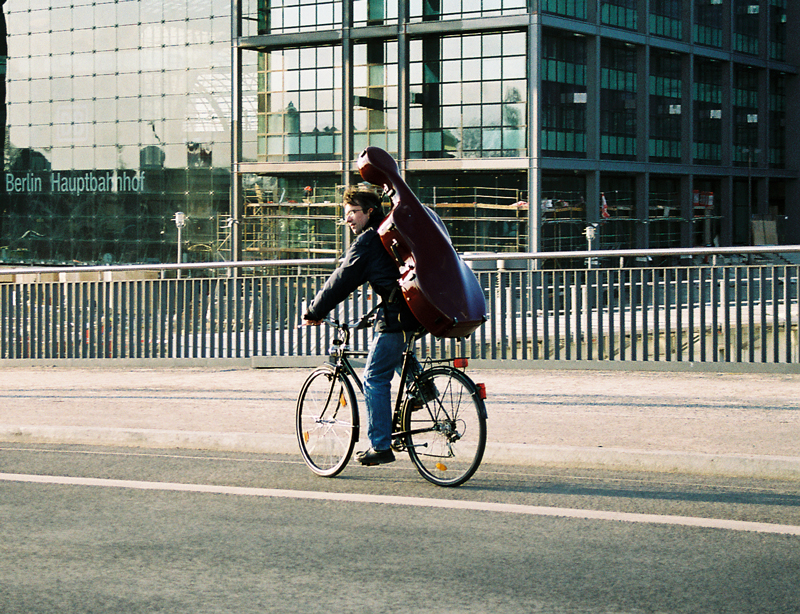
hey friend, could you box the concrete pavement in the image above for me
[1,365,799,480]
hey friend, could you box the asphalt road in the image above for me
[2,443,799,613]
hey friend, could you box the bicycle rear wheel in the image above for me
[403,366,487,487]
[296,365,359,477]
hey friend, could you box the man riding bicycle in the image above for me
[303,185,421,466]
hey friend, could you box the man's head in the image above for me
[343,186,383,235]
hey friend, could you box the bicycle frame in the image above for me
[322,318,454,440]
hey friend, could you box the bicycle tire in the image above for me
[403,366,487,487]
[296,365,359,477]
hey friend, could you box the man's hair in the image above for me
[343,186,384,225]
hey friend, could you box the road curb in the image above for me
[484,443,800,480]
[3,426,799,481]
[0,426,299,456]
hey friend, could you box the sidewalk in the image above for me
[1,365,799,480]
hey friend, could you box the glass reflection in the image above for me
[410,31,527,158]
[2,0,239,265]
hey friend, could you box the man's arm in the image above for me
[303,231,372,321]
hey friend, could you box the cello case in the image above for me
[357,147,487,338]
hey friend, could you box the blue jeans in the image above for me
[362,330,413,451]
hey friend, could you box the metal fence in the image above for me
[1,246,799,366]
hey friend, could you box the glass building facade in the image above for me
[2,1,799,267]
[236,0,799,261]
[2,0,237,265]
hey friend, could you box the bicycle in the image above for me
[296,315,487,487]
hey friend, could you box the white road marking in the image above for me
[0,445,302,464]
[2,472,799,536]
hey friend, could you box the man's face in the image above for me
[344,204,372,235]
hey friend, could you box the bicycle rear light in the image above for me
[476,382,487,399]
[453,358,468,368]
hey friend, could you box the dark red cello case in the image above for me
[357,147,487,338]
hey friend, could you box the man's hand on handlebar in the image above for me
[302,313,322,326]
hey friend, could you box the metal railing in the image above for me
[1,246,799,367]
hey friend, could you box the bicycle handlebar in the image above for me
[299,313,375,332]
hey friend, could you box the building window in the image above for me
[601,0,638,30]
[258,46,343,162]
[541,31,586,158]
[650,0,683,40]
[770,0,787,61]
[694,0,723,48]
[354,40,398,156]
[599,176,636,250]
[692,178,722,247]
[541,174,586,253]
[354,0,398,26]
[408,172,529,253]
[258,0,342,35]
[241,174,343,261]
[601,41,637,161]
[769,73,786,169]
[408,0,527,22]
[732,65,759,166]
[649,177,682,248]
[649,51,682,163]
[733,0,759,55]
[693,59,722,165]
[409,31,527,159]
[541,0,587,19]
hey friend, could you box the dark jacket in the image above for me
[305,225,421,333]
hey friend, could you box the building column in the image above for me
[341,2,353,184]
[681,51,694,167]
[682,0,693,44]
[785,2,800,243]
[340,1,354,252]
[755,66,769,218]
[527,11,541,258]
[397,0,410,171]
[636,40,649,165]
[720,61,733,168]
[585,35,600,161]
[230,0,243,264]
[721,0,732,50]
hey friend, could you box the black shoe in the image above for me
[356,448,396,466]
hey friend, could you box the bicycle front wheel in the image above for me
[403,366,487,487]
[296,365,359,477]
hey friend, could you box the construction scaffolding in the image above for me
[417,185,528,253]
[216,182,531,263]
[211,182,722,268]
[215,182,343,270]
[241,183,342,259]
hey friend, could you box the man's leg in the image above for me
[361,330,407,458]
